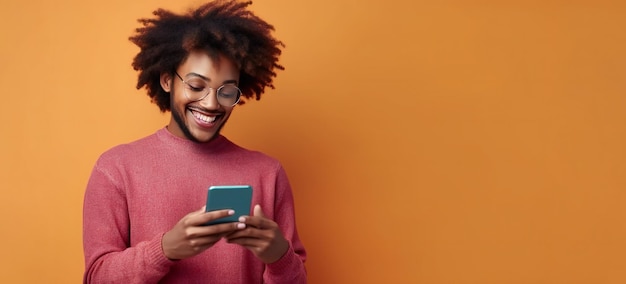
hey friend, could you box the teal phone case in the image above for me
[205,185,253,225]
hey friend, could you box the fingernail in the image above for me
[237,223,246,229]
[238,216,246,222]
[228,210,235,215]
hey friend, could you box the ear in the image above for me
[160,72,172,92]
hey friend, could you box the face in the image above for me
[161,51,240,143]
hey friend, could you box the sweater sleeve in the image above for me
[263,165,308,284]
[82,160,174,284]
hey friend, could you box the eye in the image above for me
[220,92,236,98]
[187,84,205,92]
[185,80,207,92]
[218,85,241,98]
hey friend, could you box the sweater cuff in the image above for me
[145,233,176,271]
[265,244,301,274]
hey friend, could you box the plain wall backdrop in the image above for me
[1,0,625,283]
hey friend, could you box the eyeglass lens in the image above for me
[179,74,241,107]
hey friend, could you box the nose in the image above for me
[198,89,221,110]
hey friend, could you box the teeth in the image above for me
[192,110,216,123]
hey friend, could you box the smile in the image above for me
[188,108,220,125]
[192,110,216,123]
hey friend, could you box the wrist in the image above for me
[161,231,181,261]
[264,238,289,264]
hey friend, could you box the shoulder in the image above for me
[94,132,161,167]
[222,138,283,170]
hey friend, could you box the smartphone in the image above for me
[204,185,253,225]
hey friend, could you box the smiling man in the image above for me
[82,1,307,283]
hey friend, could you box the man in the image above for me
[82,1,307,283]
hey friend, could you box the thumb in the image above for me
[188,206,207,218]
[253,204,265,218]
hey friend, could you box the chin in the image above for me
[188,121,225,143]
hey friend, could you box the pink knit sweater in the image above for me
[83,128,307,283]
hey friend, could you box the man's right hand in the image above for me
[161,207,241,260]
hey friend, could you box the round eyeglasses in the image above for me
[174,71,242,107]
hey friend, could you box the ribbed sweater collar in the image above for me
[155,127,230,155]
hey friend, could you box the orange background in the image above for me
[1,0,625,283]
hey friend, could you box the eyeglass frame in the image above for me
[173,71,242,107]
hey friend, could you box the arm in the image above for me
[82,162,174,284]
[225,165,307,283]
[264,166,307,284]
[83,160,242,283]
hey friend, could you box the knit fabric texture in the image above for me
[83,128,307,283]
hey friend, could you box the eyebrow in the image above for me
[185,72,238,85]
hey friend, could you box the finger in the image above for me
[239,206,268,229]
[188,206,208,217]
[186,222,241,238]
[226,236,263,248]
[225,226,263,240]
[185,209,234,227]
[253,204,265,218]
[186,235,222,248]
[240,216,275,231]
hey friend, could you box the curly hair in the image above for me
[129,0,285,112]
